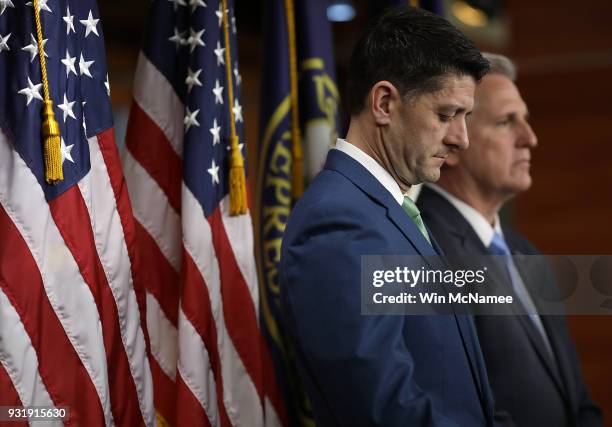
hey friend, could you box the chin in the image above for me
[418,169,441,184]
[508,179,532,194]
[519,174,533,189]
[506,171,532,190]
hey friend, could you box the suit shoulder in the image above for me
[291,169,384,223]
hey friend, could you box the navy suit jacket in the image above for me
[279,150,496,426]
[417,185,603,427]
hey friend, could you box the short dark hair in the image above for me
[347,6,490,115]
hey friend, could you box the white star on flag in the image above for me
[60,138,75,164]
[61,49,77,77]
[233,63,242,86]
[58,94,77,122]
[184,107,200,132]
[105,74,111,96]
[207,159,220,185]
[189,0,206,12]
[79,53,95,78]
[187,27,205,52]
[209,119,221,145]
[185,67,203,93]
[212,79,224,104]
[63,6,76,34]
[233,99,243,123]
[21,34,48,62]
[214,41,225,66]
[0,0,15,16]
[169,28,185,49]
[18,77,43,105]
[215,3,229,27]
[26,0,51,13]
[82,101,87,136]
[80,10,100,38]
[0,33,10,53]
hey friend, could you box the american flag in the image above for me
[0,0,154,426]
[123,0,285,425]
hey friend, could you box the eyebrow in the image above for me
[437,105,473,117]
[501,111,530,120]
[438,104,469,113]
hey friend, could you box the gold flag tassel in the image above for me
[34,0,62,184]
[284,0,303,200]
[221,0,247,215]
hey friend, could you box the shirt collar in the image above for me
[334,139,405,205]
[425,183,503,247]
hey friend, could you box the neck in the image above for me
[436,175,508,225]
[345,119,410,194]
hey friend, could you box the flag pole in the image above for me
[222,0,248,216]
[284,0,304,200]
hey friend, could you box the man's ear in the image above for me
[369,81,399,126]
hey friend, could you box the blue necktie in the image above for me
[488,232,553,357]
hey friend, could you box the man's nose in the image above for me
[518,120,538,148]
[444,118,469,151]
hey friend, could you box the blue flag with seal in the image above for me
[257,0,340,425]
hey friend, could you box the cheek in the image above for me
[464,146,501,179]
[415,128,441,153]
[474,136,510,168]
[426,123,446,142]
[483,150,509,178]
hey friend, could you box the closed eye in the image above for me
[496,113,516,126]
[438,113,453,123]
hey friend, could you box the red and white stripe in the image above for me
[0,128,155,427]
[124,52,286,426]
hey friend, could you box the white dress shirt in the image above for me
[424,183,503,245]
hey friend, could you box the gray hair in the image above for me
[482,52,517,81]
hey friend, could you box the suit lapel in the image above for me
[387,204,437,256]
[324,150,435,257]
[511,309,567,396]
[427,228,447,258]
[541,316,577,411]
[510,252,569,400]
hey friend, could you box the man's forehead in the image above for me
[475,74,527,111]
[477,74,520,100]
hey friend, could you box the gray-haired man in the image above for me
[417,53,603,426]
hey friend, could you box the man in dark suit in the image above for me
[417,53,603,426]
[279,6,495,426]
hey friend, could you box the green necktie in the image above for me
[402,196,431,244]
